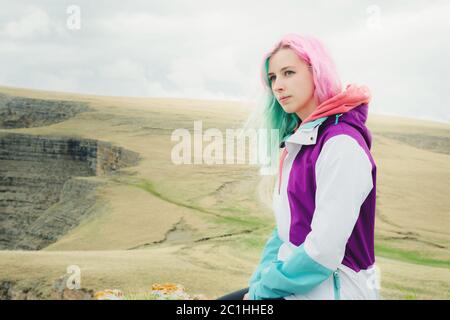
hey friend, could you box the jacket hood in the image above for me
[328,102,372,149]
[303,84,371,124]
[304,84,373,149]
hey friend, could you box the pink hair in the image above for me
[261,33,342,105]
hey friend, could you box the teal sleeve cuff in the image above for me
[252,243,333,300]
[248,227,283,287]
[248,283,258,300]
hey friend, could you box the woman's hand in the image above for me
[243,293,249,300]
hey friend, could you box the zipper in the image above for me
[333,270,341,300]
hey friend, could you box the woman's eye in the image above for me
[268,71,293,83]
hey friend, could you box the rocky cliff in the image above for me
[0,93,140,250]
[0,93,91,129]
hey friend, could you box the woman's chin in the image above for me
[281,106,295,114]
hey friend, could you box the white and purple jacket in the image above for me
[248,103,380,300]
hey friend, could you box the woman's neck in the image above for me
[296,96,317,122]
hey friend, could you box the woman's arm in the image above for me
[249,134,373,300]
[248,227,283,287]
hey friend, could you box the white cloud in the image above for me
[2,6,52,39]
[26,71,80,93]
[325,1,450,122]
[0,0,448,122]
[96,12,190,38]
[98,59,146,81]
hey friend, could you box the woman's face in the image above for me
[268,47,316,118]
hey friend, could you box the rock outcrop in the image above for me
[0,93,91,129]
[0,92,141,250]
[0,132,140,250]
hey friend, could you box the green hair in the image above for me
[261,58,300,172]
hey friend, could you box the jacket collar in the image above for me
[285,116,328,150]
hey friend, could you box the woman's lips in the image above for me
[280,96,291,103]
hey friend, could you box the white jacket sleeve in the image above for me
[303,134,374,271]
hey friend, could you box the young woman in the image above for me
[218,33,379,300]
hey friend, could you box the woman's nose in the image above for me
[273,80,285,92]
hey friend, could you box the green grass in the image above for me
[130,179,270,229]
[214,214,268,228]
[403,293,418,300]
[221,205,247,214]
[382,282,437,300]
[375,243,450,269]
[133,179,220,215]
[237,234,270,250]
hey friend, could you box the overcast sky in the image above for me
[0,0,449,123]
